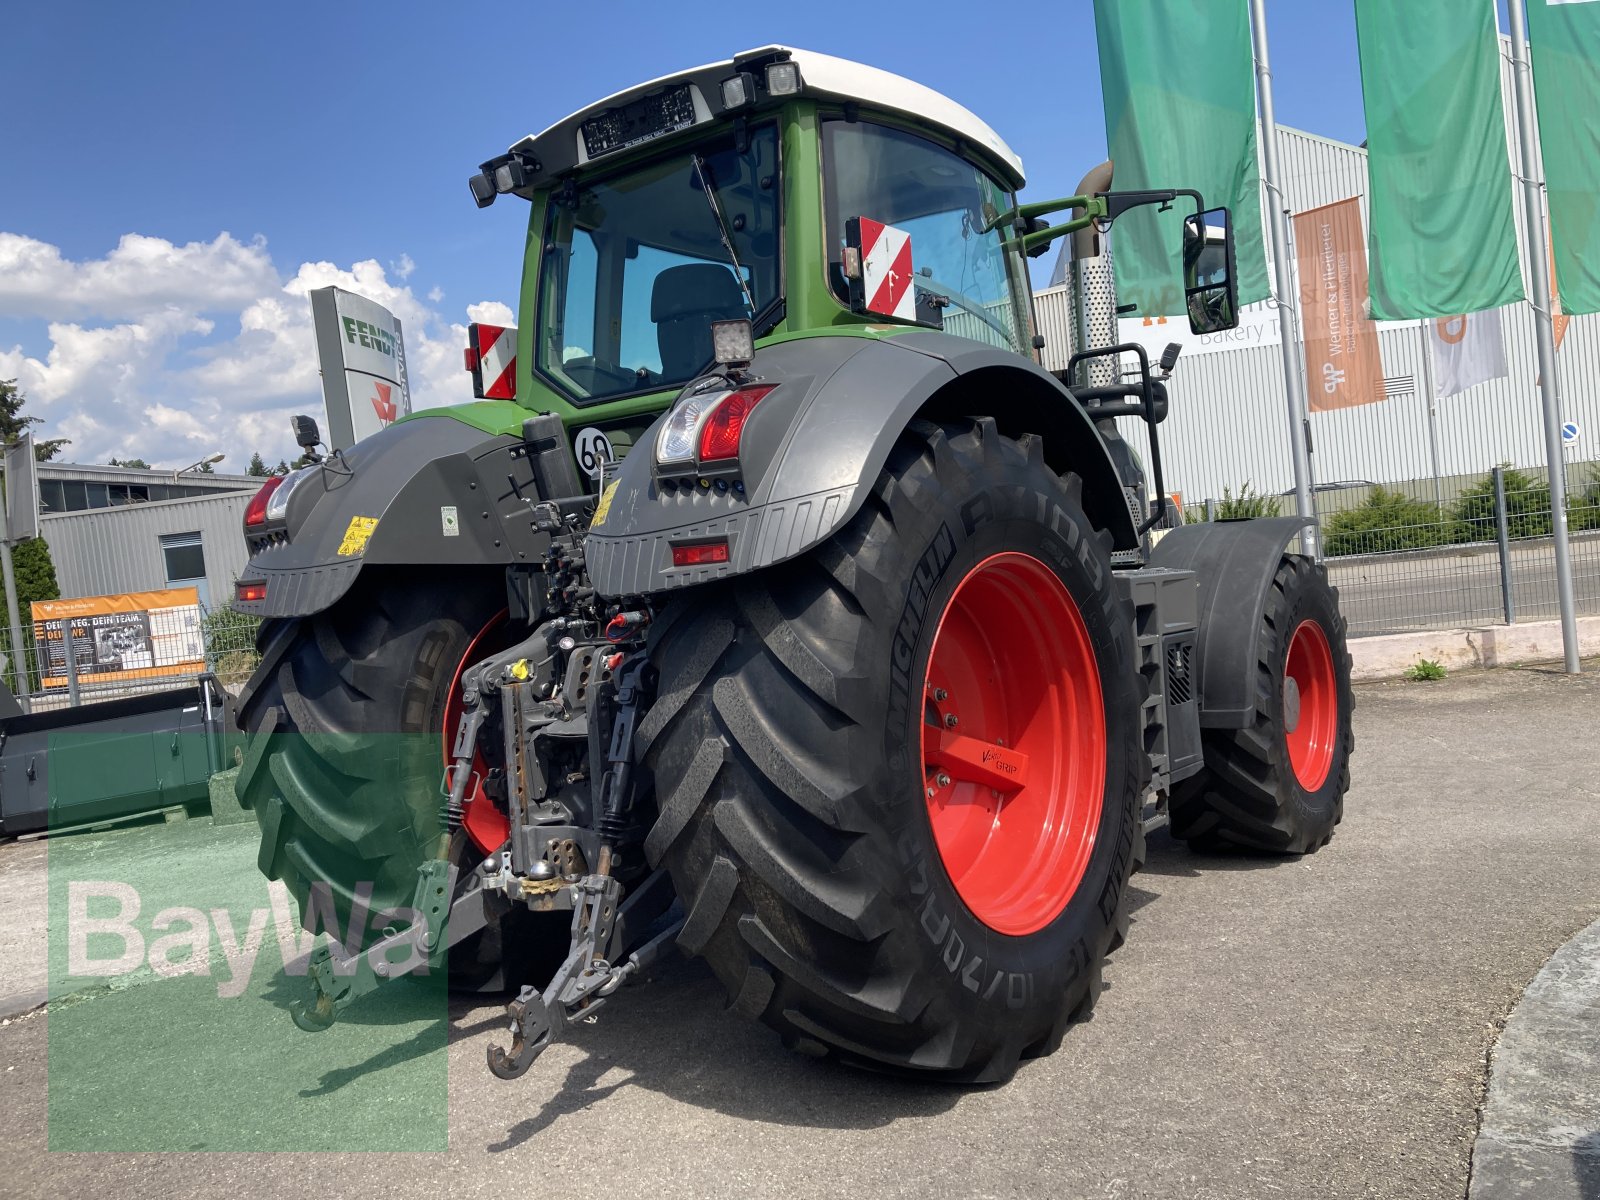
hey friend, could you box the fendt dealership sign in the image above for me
[309,286,413,450]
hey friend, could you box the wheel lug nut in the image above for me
[931,688,948,702]
[944,713,958,728]
[936,773,952,788]
[926,787,936,798]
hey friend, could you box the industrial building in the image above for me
[25,463,258,610]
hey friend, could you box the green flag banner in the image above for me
[1528,0,1600,314]
[1092,0,1269,316]
[1353,0,1525,319]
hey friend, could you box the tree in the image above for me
[0,379,70,461]
[0,536,60,694]
[247,452,270,477]
[108,457,151,469]
[196,460,215,474]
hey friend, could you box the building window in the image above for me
[160,532,209,609]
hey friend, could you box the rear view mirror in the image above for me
[1182,207,1239,335]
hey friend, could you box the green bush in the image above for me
[201,603,262,687]
[0,536,59,693]
[1451,465,1551,542]
[1214,482,1282,520]
[1322,486,1450,556]
[1568,468,1600,533]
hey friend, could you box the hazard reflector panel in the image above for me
[845,217,915,322]
[467,323,517,399]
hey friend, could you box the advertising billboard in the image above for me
[309,286,413,451]
[31,587,205,690]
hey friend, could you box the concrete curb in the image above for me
[1468,915,1600,1200]
[1350,616,1600,681]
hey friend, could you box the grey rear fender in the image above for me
[585,332,1135,597]
[234,416,554,619]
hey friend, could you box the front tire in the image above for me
[1170,555,1354,854]
[643,419,1144,1082]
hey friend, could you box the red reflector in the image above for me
[698,385,774,462]
[671,540,731,567]
[244,475,285,528]
[463,346,479,371]
[236,581,268,603]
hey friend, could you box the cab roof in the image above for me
[504,46,1026,191]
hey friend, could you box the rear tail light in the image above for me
[671,540,730,567]
[657,383,775,469]
[235,580,268,603]
[698,385,773,463]
[244,476,284,528]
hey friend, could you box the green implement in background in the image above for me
[1353,0,1525,319]
[1528,0,1600,315]
[1092,0,1269,317]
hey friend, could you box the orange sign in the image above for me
[31,587,205,690]
[1293,198,1385,412]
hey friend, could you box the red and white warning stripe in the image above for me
[465,323,517,399]
[858,218,914,321]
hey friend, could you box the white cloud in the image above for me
[466,300,515,326]
[427,285,444,303]
[0,232,278,320]
[0,231,508,469]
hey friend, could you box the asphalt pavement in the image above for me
[2,664,1598,1199]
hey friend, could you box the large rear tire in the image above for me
[234,570,563,990]
[642,419,1144,1083]
[1170,554,1354,854]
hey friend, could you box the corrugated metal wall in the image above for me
[1032,44,1599,508]
[41,492,252,606]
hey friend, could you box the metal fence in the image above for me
[1173,460,1600,636]
[0,604,261,713]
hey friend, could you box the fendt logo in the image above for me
[341,316,398,358]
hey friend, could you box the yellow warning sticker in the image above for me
[336,515,379,557]
[591,479,619,528]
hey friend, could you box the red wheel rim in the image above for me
[1284,619,1337,792]
[444,609,510,853]
[920,553,1106,936]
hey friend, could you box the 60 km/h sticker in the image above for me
[574,427,614,479]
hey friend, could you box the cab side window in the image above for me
[822,120,1026,353]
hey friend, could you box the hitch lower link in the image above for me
[485,873,680,1079]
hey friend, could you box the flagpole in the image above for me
[1248,0,1319,557]
[1505,0,1580,673]
[1417,324,1445,512]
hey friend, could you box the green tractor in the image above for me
[233,46,1353,1083]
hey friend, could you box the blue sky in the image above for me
[0,1,1406,468]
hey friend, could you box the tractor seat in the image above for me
[652,264,748,378]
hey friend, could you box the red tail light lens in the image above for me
[235,580,268,603]
[671,540,731,567]
[697,385,774,463]
[244,476,285,528]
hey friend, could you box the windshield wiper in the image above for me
[691,153,756,317]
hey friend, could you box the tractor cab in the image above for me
[467,47,1036,431]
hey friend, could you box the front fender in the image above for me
[234,414,552,618]
[1149,516,1315,728]
[585,332,1133,598]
